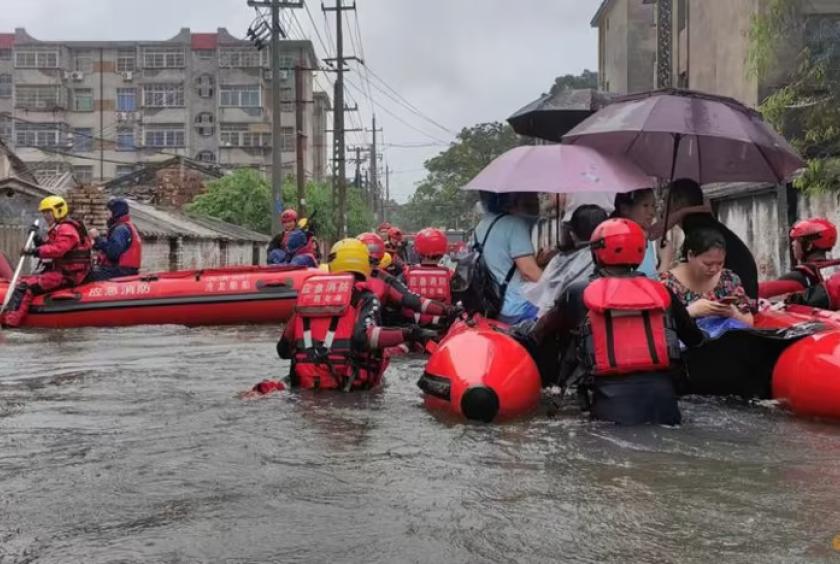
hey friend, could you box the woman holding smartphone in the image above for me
[660,227,754,327]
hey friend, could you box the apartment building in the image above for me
[0,27,330,184]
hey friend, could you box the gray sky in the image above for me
[0,0,598,202]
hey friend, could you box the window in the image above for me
[15,123,63,147]
[278,127,294,151]
[144,125,185,147]
[116,88,136,111]
[72,128,93,152]
[242,130,272,148]
[196,74,214,98]
[220,123,271,147]
[15,50,59,68]
[196,49,215,61]
[115,164,137,177]
[143,47,185,69]
[195,112,215,136]
[0,74,11,98]
[281,87,294,112]
[196,150,216,163]
[0,49,11,61]
[117,48,136,72]
[116,129,135,151]
[15,85,63,110]
[72,165,94,184]
[74,51,94,73]
[220,85,260,107]
[219,47,263,68]
[142,83,184,107]
[72,89,94,112]
[0,116,12,142]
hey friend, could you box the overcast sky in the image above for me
[0,0,598,203]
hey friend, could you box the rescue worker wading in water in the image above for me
[529,218,705,425]
[405,227,453,307]
[271,238,437,391]
[2,196,93,328]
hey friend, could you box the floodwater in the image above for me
[1,325,840,563]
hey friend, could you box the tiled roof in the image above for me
[129,200,269,242]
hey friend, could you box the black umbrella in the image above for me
[507,88,615,142]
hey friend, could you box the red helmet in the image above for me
[387,227,404,244]
[790,218,837,250]
[415,228,448,258]
[377,222,392,233]
[280,209,298,223]
[590,218,647,267]
[357,232,386,264]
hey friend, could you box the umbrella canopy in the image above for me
[508,88,615,142]
[563,88,805,184]
[462,144,655,194]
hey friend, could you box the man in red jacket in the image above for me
[2,196,92,328]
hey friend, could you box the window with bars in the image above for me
[117,88,136,112]
[196,150,216,163]
[72,165,94,183]
[116,129,136,151]
[143,47,185,69]
[281,87,294,112]
[142,83,184,107]
[15,50,59,68]
[196,74,214,98]
[220,123,272,147]
[194,112,215,136]
[15,123,63,147]
[196,49,215,61]
[15,85,63,110]
[144,126,185,147]
[0,116,12,142]
[0,74,11,98]
[117,49,136,72]
[220,85,261,107]
[219,47,263,68]
[278,127,294,151]
[72,89,94,112]
[74,51,94,73]
[72,128,93,152]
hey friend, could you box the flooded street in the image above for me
[1,325,840,563]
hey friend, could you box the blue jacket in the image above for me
[93,223,133,264]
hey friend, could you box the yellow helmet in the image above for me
[380,252,393,270]
[318,263,330,272]
[328,238,371,277]
[38,195,69,220]
[297,217,309,230]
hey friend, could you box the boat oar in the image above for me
[0,220,39,317]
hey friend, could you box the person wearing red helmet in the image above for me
[267,208,306,265]
[357,231,450,326]
[385,226,409,263]
[519,218,704,425]
[405,228,452,305]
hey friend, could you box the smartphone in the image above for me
[718,296,740,305]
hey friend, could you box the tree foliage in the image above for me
[391,122,525,231]
[187,168,375,238]
[548,69,599,95]
[749,0,840,192]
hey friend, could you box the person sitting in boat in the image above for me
[660,226,754,330]
[384,227,409,274]
[612,189,664,279]
[273,238,437,391]
[88,198,142,281]
[284,230,318,268]
[377,221,392,241]
[524,204,608,318]
[2,196,92,328]
[267,208,302,259]
[358,231,451,326]
[527,218,705,425]
[404,228,453,305]
[761,218,840,309]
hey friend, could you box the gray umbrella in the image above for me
[507,88,616,142]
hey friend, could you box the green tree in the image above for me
[749,0,840,192]
[187,168,376,239]
[393,122,525,231]
[549,69,599,95]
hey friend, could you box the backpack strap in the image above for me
[474,213,508,255]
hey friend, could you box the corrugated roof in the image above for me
[35,171,78,194]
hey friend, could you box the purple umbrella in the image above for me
[462,144,655,194]
[562,88,805,185]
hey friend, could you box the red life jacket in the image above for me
[581,276,680,376]
[98,215,142,269]
[291,273,384,390]
[824,273,840,310]
[51,217,93,279]
[406,265,452,304]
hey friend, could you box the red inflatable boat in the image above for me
[417,316,542,423]
[0,265,319,328]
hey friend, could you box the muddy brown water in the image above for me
[1,325,840,563]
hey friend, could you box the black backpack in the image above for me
[451,214,517,319]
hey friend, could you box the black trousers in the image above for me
[590,372,681,426]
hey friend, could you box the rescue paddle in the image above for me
[0,219,40,318]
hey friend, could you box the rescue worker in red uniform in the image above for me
[405,227,452,306]
[357,231,451,326]
[386,226,409,265]
[759,218,840,309]
[2,196,93,328]
[273,238,436,391]
[89,198,142,281]
[525,218,704,425]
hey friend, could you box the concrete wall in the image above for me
[598,0,629,93]
[626,0,656,93]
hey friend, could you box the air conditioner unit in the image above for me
[71,71,84,81]
[263,69,290,81]
[62,71,72,81]
[121,71,133,82]
[116,111,125,121]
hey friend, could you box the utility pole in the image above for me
[384,164,390,222]
[247,0,303,235]
[295,56,306,213]
[369,114,383,217]
[324,0,357,240]
[353,146,362,188]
